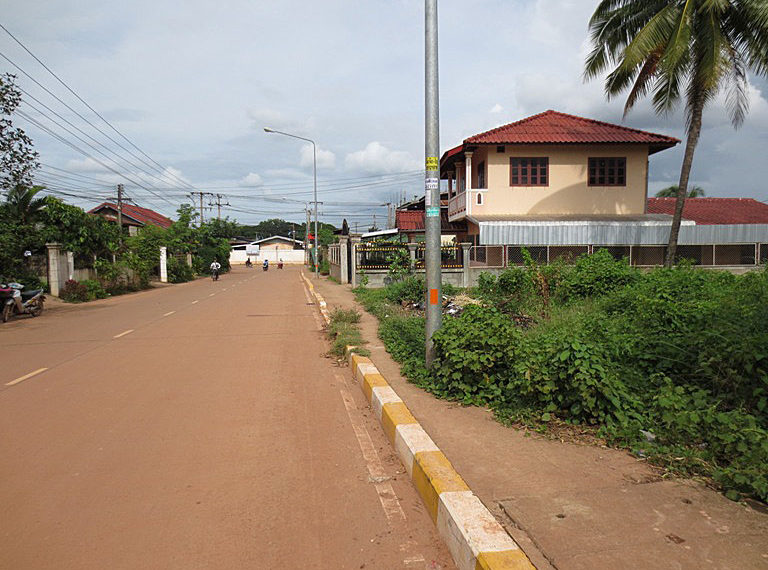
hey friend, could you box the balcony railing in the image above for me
[447,190,467,219]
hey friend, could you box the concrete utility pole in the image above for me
[210,194,230,219]
[424,0,442,366]
[305,206,311,265]
[116,184,124,247]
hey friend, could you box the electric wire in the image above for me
[0,24,196,191]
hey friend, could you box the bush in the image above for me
[168,256,195,283]
[557,249,637,302]
[430,306,519,404]
[80,279,107,300]
[60,279,88,303]
[385,275,425,305]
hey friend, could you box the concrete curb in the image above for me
[301,273,536,570]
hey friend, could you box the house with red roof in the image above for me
[88,202,173,235]
[434,110,767,268]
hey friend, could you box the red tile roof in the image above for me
[89,202,173,229]
[647,198,768,225]
[396,209,466,232]
[464,110,679,151]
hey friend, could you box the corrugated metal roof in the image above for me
[648,197,768,224]
[479,220,768,246]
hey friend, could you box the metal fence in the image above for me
[356,244,408,270]
[469,245,505,267]
[414,245,463,269]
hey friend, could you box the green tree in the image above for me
[40,197,119,258]
[1,73,39,192]
[585,0,768,268]
[5,184,47,224]
[655,184,706,198]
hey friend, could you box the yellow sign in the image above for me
[425,156,439,171]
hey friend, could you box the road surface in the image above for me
[0,266,454,569]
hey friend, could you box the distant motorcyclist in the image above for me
[210,259,221,280]
[245,258,252,268]
[262,259,269,271]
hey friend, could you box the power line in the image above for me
[0,23,195,192]
[15,109,177,208]
[19,87,190,192]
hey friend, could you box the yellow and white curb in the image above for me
[302,273,536,570]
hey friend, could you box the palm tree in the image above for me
[4,184,46,224]
[585,0,768,267]
[655,184,705,198]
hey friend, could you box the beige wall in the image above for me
[466,144,649,216]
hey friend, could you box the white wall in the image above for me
[255,249,305,264]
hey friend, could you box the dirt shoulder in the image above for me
[314,276,768,570]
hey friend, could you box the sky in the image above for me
[3,0,768,229]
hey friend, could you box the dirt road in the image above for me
[0,266,454,569]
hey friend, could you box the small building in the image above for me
[88,202,173,235]
[229,236,305,265]
[437,110,767,268]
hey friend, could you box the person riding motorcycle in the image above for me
[210,259,221,280]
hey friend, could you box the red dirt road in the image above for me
[0,266,454,569]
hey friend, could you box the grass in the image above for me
[326,307,369,358]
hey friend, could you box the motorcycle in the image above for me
[262,260,269,271]
[277,260,284,269]
[1,282,45,323]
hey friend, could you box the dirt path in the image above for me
[314,276,768,570]
[0,266,454,569]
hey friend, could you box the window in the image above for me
[476,193,483,205]
[496,146,505,153]
[510,157,548,186]
[589,157,626,186]
[477,161,486,188]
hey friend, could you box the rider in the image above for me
[245,258,252,268]
[210,259,221,279]
[263,258,269,269]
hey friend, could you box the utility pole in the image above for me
[424,0,442,366]
[190,191,209,224]
[209,193,230,219]
[116,184,124,246]
[305,206,311,266]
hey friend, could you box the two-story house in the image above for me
[439,110,768,268]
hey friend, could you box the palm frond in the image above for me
[623,50,662,114]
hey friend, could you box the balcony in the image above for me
[447,190,467,221]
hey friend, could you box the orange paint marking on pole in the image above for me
[429,288,439,305]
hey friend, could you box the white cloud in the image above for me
[344,142,420,174]
[300,144,336,170]
[239,172,263,186]
[490,103,504,114]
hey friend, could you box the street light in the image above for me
[264,127,319,278]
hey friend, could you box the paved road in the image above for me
[0,266,454,569]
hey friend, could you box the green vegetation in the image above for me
[356,251,768,502]
[585,0,768,267]
[326,307,368,358]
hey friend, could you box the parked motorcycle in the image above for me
[0,282,45,323]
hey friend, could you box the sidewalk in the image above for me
[314,276,768,570]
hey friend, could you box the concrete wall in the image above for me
[254,249,305,264]
[355,269,465,288]
[466,144,649,217]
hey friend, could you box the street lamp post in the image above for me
[264,127,319,278]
